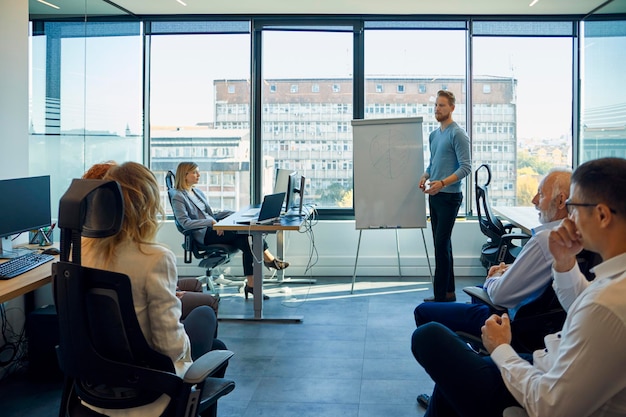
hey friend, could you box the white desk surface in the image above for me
[492,206,540,235]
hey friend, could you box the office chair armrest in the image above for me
[462,286,507,313]
[183,350,234,385]
[500,232,531,241]
[180,226,204,239]
[503,407,528,417]
[179,226,204,263]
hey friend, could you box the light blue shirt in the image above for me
[484,219,562,318]
[425,121,471,193]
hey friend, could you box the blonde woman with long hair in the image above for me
[171,161,289,300]
[82,161,225,416]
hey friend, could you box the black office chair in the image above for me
[475,163,530,270]
[165,170,240,294]
[462,284,566,354]
[461,249,601,354]
[53,178,235,417]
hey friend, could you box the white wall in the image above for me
[0,0,29,181]
[157,219,488,279]
[0,0,30,379]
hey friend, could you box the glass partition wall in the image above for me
[28,14,626,218]
[29,19,143,218]
[580,20,626,163]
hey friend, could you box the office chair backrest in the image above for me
[165,170,184,233]
[475,164,508,243]
[508,249,600,352]
[54,179,185,411]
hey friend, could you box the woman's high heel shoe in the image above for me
[244,284,269,300]
[263,258,290,270]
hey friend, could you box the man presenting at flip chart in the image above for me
[419,90,471,302]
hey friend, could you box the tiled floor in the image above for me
[0,274,483,417]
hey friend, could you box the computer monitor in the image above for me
[274,168,297,211]
[0,175,52,258]
[285,172,300,212]
[298,175,306,215]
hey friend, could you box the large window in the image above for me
[364,25,467,213]
[473,22,574,208]
[147,22,251,214]
[261,28,354,209]
[29,16,626,219]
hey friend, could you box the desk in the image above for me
[0,256,55,308]
[214,210,308,322]
[492,206,540,235]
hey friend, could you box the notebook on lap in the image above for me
[236,192,285,225]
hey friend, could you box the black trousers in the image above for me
[204,230,268,276]
[428,192,463,301]
[411,322,524,417]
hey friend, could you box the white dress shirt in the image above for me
[491,253,626,417]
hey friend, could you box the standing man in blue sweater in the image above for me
[419,90,471,302]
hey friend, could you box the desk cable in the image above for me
[278,204,318,308]
[0,303,27,377]
[240,206,319,306]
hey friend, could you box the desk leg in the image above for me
[263,230,316,285]
[252,232,264,319]
[218,231,303,323]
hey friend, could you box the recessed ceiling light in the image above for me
[529,0,540,6]
[37,0,60,9]
[176,0,188,5]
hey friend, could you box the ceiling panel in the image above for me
[28,0,626,19]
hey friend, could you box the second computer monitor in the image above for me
[274,168,297,211]
[298,175,306,215]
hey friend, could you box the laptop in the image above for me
[236,192,286,225]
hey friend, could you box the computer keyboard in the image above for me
[0,252,55,280]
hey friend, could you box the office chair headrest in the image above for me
[475,163,492,187]
[58,179,124,238]
[165,170,175,190]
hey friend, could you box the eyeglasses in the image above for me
[565,199,617,215]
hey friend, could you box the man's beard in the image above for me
[539,202,558,224]
[435,113,450,123]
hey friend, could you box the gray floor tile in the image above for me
[241,401,359,417]
[0,275,485,417]
[358,402,426,417]
[251,376,362,404]
[360,378,433,405]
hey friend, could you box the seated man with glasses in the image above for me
[411,157,626,417]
